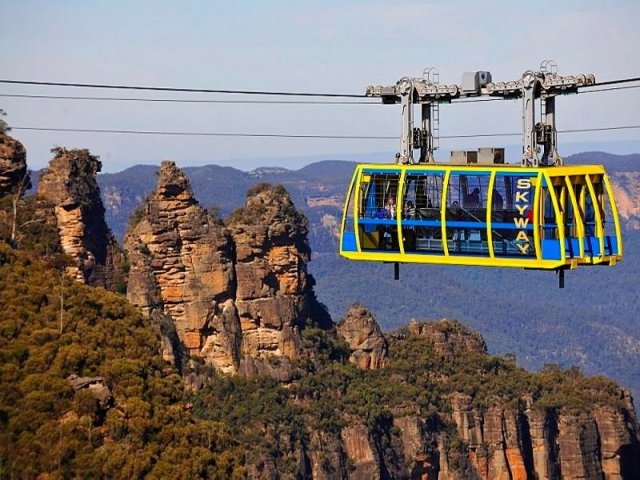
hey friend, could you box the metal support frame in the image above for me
[540,96,563,166]
[366,62,595,169]
[419,103,435,163]
[398,78,414,164]
[521,70,540,167]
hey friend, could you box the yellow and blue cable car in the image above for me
[340,163,622,272]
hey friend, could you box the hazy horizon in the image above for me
[18,138,639,175]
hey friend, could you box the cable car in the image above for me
[338,64,623,286]
[340,163,622,269]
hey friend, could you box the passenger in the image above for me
[427,197,433,208]
[464,188,481,208]
[404,201,416,219]
[386,195,397,218]
[492,189,504,209]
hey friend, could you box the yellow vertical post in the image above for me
[544,171,566,261]
[532,173,542,263]
[441,170,451,257]
[486,171,496,259]
[397,169,406,255]
[352,168,362,252]
[585,176,605,263]
[564,176,584,259]
[603,173,623,258]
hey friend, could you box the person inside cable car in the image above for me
[464,188,481,208]
[404,201,416,219]
[385,195,397,218]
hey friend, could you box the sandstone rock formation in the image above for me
[610,171,640,230]
[0,132,30,197]
[337,303,388,369]
[124,164,329,376]
[38,147,123,290]
[407,318,487,359]
[336,322,640,480]
[125,160,236,367]
[414,394,640,480]
[227,182,317,366]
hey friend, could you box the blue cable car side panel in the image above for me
[341,230,358,252]
[541,240,562,260]
[565,238,580,258]
[585,237,601,257]
[605,236,618,255]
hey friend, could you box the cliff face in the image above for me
[610,171,640,230]
[124,164,321,375]
[37,147,123,290]
[387,395,640,480]
[335,325,640,480]
[0,133,30,197]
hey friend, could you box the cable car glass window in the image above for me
[360,172,400,219]
[492,173,536,258]
[446,172,490,256]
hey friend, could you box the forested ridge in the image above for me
[0,242,632,478]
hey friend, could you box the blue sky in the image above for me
[1,0,639,172]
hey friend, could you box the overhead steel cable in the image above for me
[0,79,367,98]
[0,93,378,105]
[579,76,640,88]
[10,127,397,139]
[0,91,502,104]
[0,75,638,98]
[578,84,640,94]
[1,82,636,106]
[11,124,640,139]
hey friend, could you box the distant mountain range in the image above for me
[29,152,640,396]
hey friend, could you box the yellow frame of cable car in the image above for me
[339,163,623,270]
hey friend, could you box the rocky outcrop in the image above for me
[124,164,329,375]
[38,147,123,290]
[227,182,314,365]
[326,322,640,480]
[0,133,30,198]
[594,396,640,478]
[341,424,380,479]
[125,161,236,364]
[407,318,487,359]
[337,304,388,370]
[68,374,113,412]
